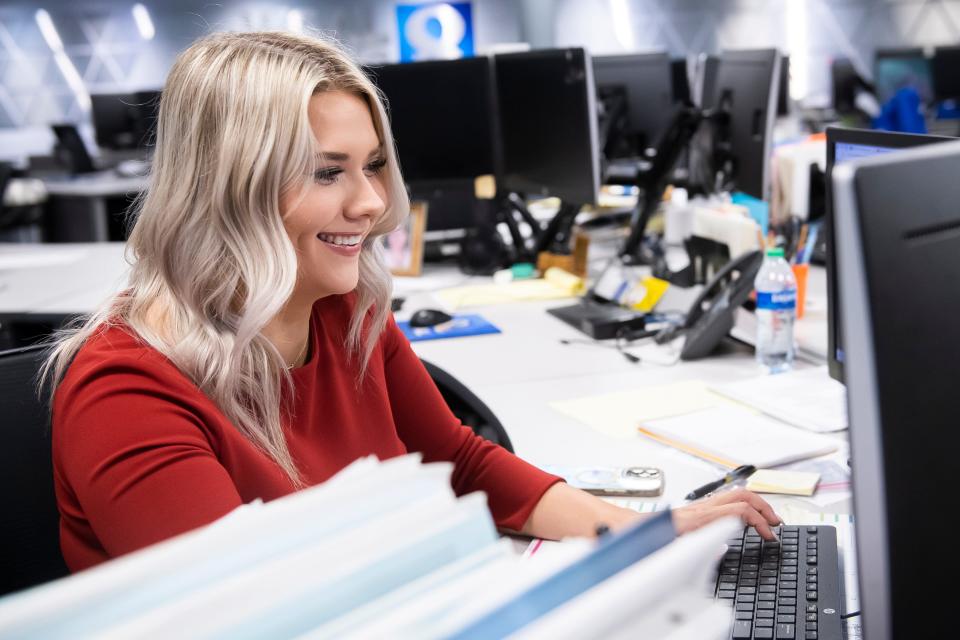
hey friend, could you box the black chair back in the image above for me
[421,359,513,453]
[0,345,69,595]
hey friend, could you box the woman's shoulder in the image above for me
[58,321,195,399]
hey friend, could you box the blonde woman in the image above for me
[44,32,779,572]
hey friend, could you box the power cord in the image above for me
[841,611,861,619]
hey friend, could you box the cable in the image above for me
[841,611,861,620]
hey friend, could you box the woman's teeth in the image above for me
[318,234,362,246]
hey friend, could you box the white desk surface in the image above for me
[42,172,149,197]
[0,242,844,506]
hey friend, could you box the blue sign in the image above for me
[396,2,474,62]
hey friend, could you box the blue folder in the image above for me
[449,510,677,639]
[398,315,501,342]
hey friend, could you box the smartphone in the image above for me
[545,465,665,497]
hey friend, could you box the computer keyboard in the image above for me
[714,525,843,640]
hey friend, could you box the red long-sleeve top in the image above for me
[52,294,561,572]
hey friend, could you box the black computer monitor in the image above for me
[824,127,954,382]
[874,48,933,105]
[671,58,691,106]
[51,124,96,174]
[777,55,790,116]
[90,92,161,151]
[832,137,960,640]
[493,47,600,207]
[369,57,497,233]
[931,45,960,101]
[831,58,865,115]
[592,52,673,158]
[708,49,781,200]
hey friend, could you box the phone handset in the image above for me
[678,249,764,360]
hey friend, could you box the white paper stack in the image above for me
[0,454,739,639]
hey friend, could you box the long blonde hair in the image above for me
[41,31,408,484]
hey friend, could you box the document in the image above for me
[638,405,839,469]
[709,366,847,433]
[549,380,744,439]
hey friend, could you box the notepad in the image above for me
[746,469,821,496]
[434,268,583,309]
[637,406,838,469]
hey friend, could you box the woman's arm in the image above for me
[519,483,782,540]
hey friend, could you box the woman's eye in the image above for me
[314,168,342,184]
[364,158,387,176]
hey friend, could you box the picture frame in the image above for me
[384,201,428,277]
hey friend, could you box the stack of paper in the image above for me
[638,406,839,469]
[0,455,735,639]
[709,366,848,433]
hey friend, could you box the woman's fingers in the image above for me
[702,487,782,525]
[710,502,778,540]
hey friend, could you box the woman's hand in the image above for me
[671,488,782,540]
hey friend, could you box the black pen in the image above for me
[685,464,756,500]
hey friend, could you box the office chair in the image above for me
[0,345,70,596]
[421,359,514,453]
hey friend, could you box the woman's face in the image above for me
[280,90,388,302]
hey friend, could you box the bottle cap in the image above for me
[766,247,785,258]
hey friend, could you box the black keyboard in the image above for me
[714,525,843,640]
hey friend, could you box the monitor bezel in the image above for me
[825,126,955,382]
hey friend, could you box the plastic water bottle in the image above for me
[754,247,796,373]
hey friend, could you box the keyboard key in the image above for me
[755,629,774,639]
[758,601,775,610]
[781,581,797,590]
[805,621,818,630]
[736,603,754,611]
[760,585,777,593]
[806,590,818,601]
[739,586,756,594]
[806,604,817,613]
[779,606,796,615]
[804,633,817,640]
[806,567,817,575]
[777,615,796,624]
[806,556,818,565]
[760,577,778,585]
[718,590,736,599]
[735,611,754,620]
[778,597,797,606]
[776,622,796,638]
[806,527,817,534]
[732,620,752,639]
[757,618,774,627]
[757,610,775,618]
[736,594,756,603]
[780,589,797,598]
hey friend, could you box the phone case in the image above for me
[544,466,665,497]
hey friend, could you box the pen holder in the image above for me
[791,263,809,319]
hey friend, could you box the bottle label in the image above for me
[756,289,796,311]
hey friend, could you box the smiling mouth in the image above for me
[317,233,363,247]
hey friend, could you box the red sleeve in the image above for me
[53,354,243,565]
[380,316,562,531]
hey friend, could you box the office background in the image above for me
[1,0,959,147]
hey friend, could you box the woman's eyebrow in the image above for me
[315,146,384,163]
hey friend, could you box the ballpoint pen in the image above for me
[685,464,756,500]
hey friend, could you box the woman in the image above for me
[43,31,779,572]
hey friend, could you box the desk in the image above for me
[42,174,149,242]
[0,242,855,635]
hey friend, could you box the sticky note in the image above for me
[746,469,821,496]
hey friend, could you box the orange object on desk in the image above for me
[791,263,809,318]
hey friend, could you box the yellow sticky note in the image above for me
[746,469,821,496]
[627,276,670,313]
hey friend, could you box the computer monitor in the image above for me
[931,45,960,102]
[831,58,865,115]
[592,52,673,158]
[494,47,600,207]
[873,48,933,105]
[777,55,790,116]
[824,127,954,382]
[832,138,960,640]
[369,57,497,233]
[671,58,691,106]
[51,124,96,174]
[708,49,781,200]
[90,92,161,151]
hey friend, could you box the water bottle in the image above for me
[754,247,796,372]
